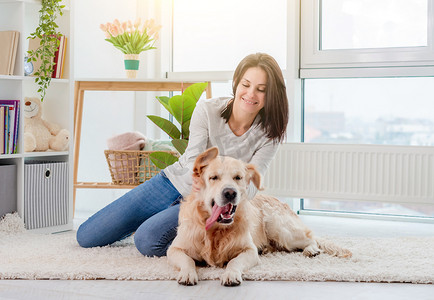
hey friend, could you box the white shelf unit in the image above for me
[0,0,73,233]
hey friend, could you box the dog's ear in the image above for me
[246,164,264,191]
[193,147,219,178]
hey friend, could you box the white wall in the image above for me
[74,0,163,79]
[74,0,147,216]
[75,0,137,78]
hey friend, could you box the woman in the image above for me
[76,53,289,256]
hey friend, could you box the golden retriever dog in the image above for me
[167,147,352,286]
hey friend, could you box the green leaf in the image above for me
[26,0,64,101]
[147,115,181,139]
[172,139,188,155]
[155,96,174,115]
[168,82,207,128]
[169,94,197,127]
[147,82,207,144]
[149,152,179,169]
[183,82,208,102]
[181,119,190,139]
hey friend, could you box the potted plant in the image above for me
[99,18,161,78]
[147,82,208,169]
[27,0,65,101]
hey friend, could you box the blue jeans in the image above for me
[76,172,181,257]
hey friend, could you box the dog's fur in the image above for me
[167,147,352,286]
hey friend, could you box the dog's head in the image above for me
[192,147,262,230]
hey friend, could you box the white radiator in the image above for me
[24,161,69,230]
[263,143,434,205]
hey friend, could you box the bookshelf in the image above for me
[0,0,73,233]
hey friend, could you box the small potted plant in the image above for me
[27,0,65,101]
[100,18,161,78]
[147,82,208,168]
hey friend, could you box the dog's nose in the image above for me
[222,188,237,201]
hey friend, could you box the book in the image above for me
[59,36,67,78]
[51,35,63,78]
[2,105,9,153]
[28,34,66,78]
[0,106,4,154]
[1,105,6,154]
[51,38,60,78]
[7,105,15,154]
[0,100,20,154]
[0,31,20,75]
[52,35,67,79]
[0,105,13,154]
[12,100,20,154]
[27,37,43,76]
[9,31,19,75]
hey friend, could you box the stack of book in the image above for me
[52,35,67,78]
[27,34,67,78]
[0,31,20,76]
[0,100,20,155]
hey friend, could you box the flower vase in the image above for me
[124,54,140,78]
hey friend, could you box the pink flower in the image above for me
[148,19,155,29]
[141,20,150,33]
[134,18,141,29]
[148,24,162,37]
[101,18,161,54]
[113,19,121,28]
[109,24,119,37]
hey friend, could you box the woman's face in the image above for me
[234,67,267,116]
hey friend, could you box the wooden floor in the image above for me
[1,215,433,299]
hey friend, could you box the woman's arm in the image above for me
[178,100,210,171]
[246,139,279,198]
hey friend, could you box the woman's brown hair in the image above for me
[221,53,288,142]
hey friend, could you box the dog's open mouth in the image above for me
[205,201,237,230]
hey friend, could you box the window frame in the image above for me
[165,0,292,80]
[301,0,434,78]
[164,0,303,142]
[299,0,434,220]
[162,0,434,221]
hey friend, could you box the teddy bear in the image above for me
[23,97,70,152]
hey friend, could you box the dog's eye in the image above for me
[234,175,242,181]
[210,175,219,181]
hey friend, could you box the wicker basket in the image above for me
[104,150,178,185]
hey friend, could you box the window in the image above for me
[321,0,428,50]
[172,0,287,72]
[304,77,434,146]
[301,0,434,72]
[300,1,434,219]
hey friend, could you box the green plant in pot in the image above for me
[27,0,65,101]
[147,82,208,169]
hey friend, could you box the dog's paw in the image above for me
[303,244,321,257]
[177,269,198,286]
[220,269,242,286]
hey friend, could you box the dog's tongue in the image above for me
[205,204,231,230]
[205,205,224,230]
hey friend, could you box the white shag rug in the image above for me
[1,213,433,283]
